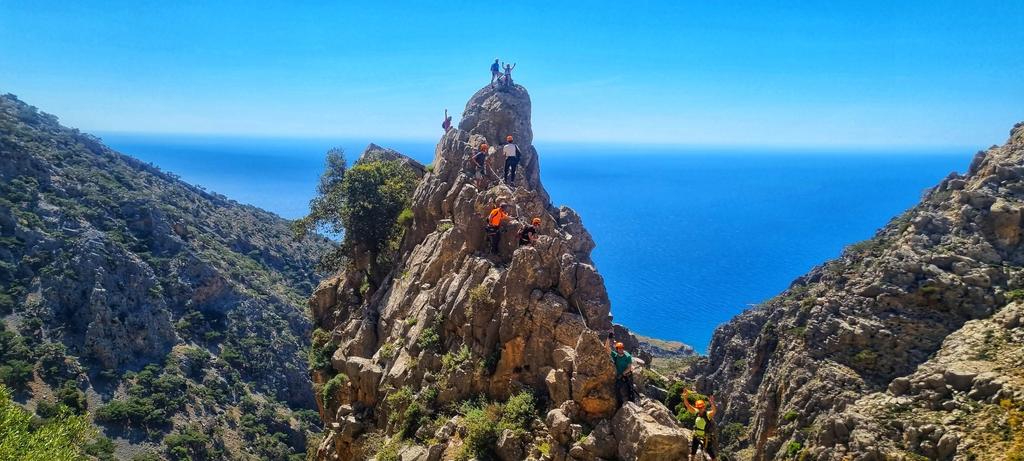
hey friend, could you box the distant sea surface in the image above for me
[102,133,972,352]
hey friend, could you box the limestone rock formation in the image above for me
[694,122,1024,460]
[310,84,687,460]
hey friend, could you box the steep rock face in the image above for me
[696,123,1024,460]
[311,84,683,460]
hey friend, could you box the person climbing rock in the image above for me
[502,135,521,184]
[519,217,540,246]
[442,109,452,132]
[609,341,634,408]
[502,62,516,87]
[490,59,501,84]
[486,203,510,254]
[470,143,489,189]
[683,389,718,461]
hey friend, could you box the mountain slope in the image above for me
[0,93,332,459]
[695,123,1024,460]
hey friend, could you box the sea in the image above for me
[100,133,973,352]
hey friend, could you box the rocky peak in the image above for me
[309,84,691,460]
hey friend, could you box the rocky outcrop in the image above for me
[311,84,687,460]
[694,122,1024,460]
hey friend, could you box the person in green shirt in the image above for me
[609,339,634,408]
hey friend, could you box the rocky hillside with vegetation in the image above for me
[0,93,333,460]
[307,84,702,461]
[691,124,1024,460]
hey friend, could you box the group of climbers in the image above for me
[485,202,541,255]
[490,59,516,88]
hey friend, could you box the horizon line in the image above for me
[95,130,981,153]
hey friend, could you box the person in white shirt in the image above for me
[502,135,521,184]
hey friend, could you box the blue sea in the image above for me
[101,133,972,352]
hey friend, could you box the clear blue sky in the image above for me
[2,1,1022,148]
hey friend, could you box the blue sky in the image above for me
[2,1,1022,147]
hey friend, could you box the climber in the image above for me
[485,203,510,254]
[683,389,718,461]
[609,341,634,408]
[519,217,541,246]
[442,109,452,132]
[471,143,489,189]
[490,59,501,84]
[502,62,516,87]
[502,135,521,184]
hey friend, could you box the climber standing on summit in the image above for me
[683,389,718,461]
[502,135,521,184]
[490,59,501,85]
[502,62,516,88]
[486,203,510,254]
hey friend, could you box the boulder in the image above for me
[611,402,688,461]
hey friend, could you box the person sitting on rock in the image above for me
[502,62,516,87]
[442,109,452,132]
[502,135,521,184]
[609,341,634,408]
[683,389,717,461]
[519,217,541,246]
[486,203,510,254]
[490,59,501,84]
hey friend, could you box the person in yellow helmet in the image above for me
[502,135,521,184]
[683,388,718,460]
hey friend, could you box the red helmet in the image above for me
[506,135,514,142]
[614,342,625,350]
[695,400,707,410]
[480,143,489,151]
[532,217,541,225]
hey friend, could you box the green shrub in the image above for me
[321,373,349,406]
[308,328,335,372]
[853,349,877,367]
[0,384,97,461]
[165,425,221,460]
[468,285,492,310]
[442,345,472,371]
[379,341,398,360]
[785,441,803,458]
[458,402,502,460]
[0,359,33,390]
[417,327,440,351]
[499,391,536,434]
[783,410,798,422]
[1006,289,1024,302]
[720,422,746,447]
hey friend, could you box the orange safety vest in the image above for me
[488,208,507,227]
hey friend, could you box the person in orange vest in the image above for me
[486,203,510,254]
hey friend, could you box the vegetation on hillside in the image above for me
[0,92,331,458]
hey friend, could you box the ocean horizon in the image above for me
[100,132,974,352]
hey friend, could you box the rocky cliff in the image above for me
[694,124,1024,460]
[0,93,331,459]
[310,84,692,460]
